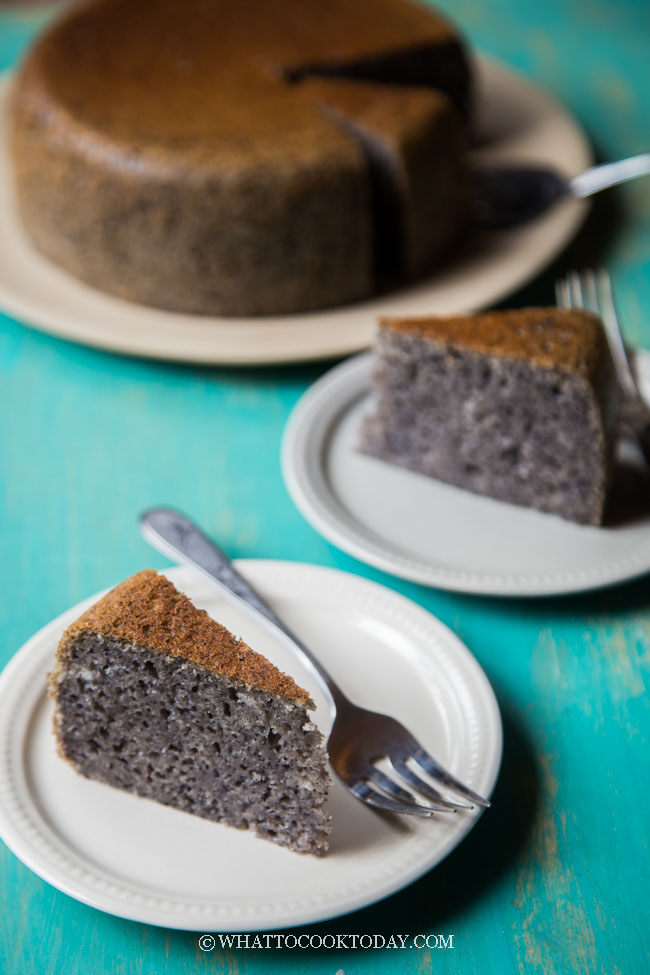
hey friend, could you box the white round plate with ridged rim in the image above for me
[0,562,501,931]
[0,55,590,364]
[282,352,650,597]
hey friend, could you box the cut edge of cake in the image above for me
[300,77,466,280]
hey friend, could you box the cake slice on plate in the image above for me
[360,309,619,525]
[48,570,331,855]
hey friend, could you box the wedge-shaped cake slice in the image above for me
[49,570,331,855]
[360,309,619,525]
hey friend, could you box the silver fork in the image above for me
[139,507,490,818]
[555,268,650,466]
[470,153,650,228]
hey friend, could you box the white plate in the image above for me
[0,57,590,364]
[282,354,650,597]
[0,562,501,931]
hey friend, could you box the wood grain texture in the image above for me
[1,1,649,973]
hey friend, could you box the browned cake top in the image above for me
[15,0,464,158]
[59,570,312,706]
[300,77,454,143]
[381,309,609,376]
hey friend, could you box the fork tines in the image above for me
[353,750,491,818]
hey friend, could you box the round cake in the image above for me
[10,0,470,316]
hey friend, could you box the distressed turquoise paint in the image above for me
[1,1,649,973]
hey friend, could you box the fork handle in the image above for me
[569,153,650,198]
[139,507,340,714]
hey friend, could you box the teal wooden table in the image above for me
[1,2,649,973]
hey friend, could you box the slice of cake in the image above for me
[360,309,619,525]
[48,570,331,855]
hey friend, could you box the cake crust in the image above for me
[17,0,467,142]
[56,570,312,706]
[380,309,611,376]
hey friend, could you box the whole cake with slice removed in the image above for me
[48,570,331,855]
[10,0,468,316]
[360,309,619,525]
